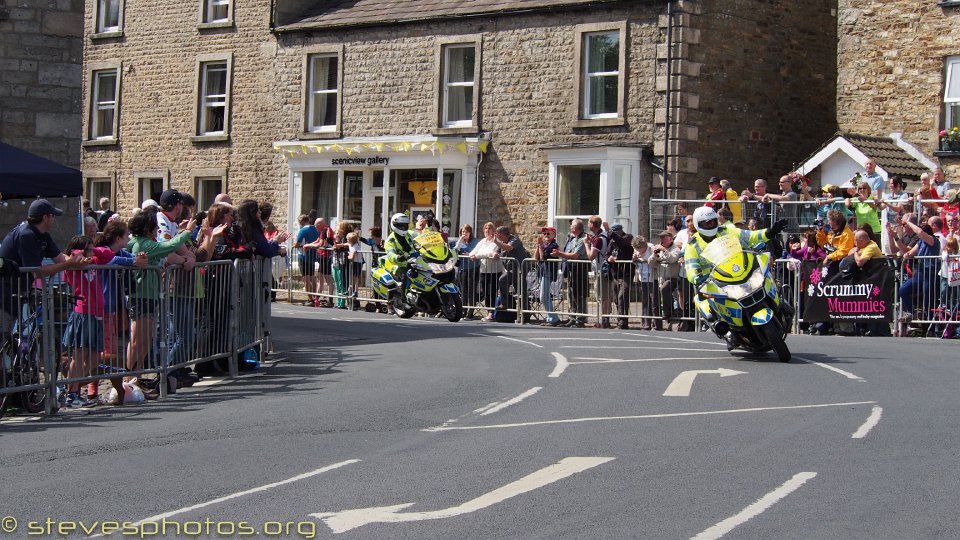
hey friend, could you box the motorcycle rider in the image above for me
[683,206,788,341]
[384,212,419,305]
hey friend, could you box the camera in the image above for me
[814,218,824,228]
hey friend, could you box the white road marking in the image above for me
[794,355,864,381]
[572,356,735,364]
[480,387,542,416]
[468,333,543,348]
[549,352,570,378]
[422,401,877,432]
[690,472,817,540]
[560,346,725,352]
[851,405,883,439]
[311,457,614,533]
[89,459,360,538]
[663,368,747,397]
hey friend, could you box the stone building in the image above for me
[836,0,960,178]
[81,0,837,238]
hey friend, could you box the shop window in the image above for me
[344,171,363,222]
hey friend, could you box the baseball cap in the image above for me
[158,188,183,208]
[540,226,557,233]
[141,199,159,210]
[658,229,674,237]
[707,176,721,185]
[610,224,624,233]
[27,199,64,218]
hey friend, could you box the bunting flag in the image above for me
[275,139,490,160]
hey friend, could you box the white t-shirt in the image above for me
[348,241,362,263]
[674,229,690,249]
[156,210,179,242]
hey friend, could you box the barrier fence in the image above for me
[274,244,958,339]
[0,258,270,416]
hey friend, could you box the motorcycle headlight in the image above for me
[428,259,457,274]
[721,269,766,300]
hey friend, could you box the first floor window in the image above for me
[308,53,339,132]
[203,0,229,23]
[195,177,223,209]
[945,57,960,131]
[442,44,475,127]
[199,61,227,135]
[582,30,621,119]
[96,0,121,33]
[91,69,118,140]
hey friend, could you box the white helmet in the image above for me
[692,206,719,238]
[390,213,410,235]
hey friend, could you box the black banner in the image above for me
[803,259,894,322]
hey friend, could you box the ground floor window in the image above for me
[195,176,223,210]
[86,178,112,208]
[547,147,642,235]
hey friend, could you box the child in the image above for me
[940,236,960,338]
[346,231,364,307]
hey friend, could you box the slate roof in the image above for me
[802,132,930,180]
[277,0,633,31]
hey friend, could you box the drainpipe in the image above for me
[663,0,673,198]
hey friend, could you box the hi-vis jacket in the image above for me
[384,231,418,266]
[683,226,772,284]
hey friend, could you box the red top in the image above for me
[64,246,114,316]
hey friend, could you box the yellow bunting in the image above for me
[479,141,489,153]
[456,142,468,154]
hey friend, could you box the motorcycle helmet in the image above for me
[390,213,410,235]
[692,206,719,238]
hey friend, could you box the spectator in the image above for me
[705,177,725,208]
[846,230,889,337]
[331,221,351,308]
[878,176,909,255]
[493,225,529,319]
[888,213,921,258]
[915,173,942,213]
[96,197,115,231]
[605,224,634,329]
[305,218,335,307]
[553,219,588,328]
[366,226,385,265]
[720,179,744,224]
[845,182,880,244]
[740,178,774,228]
[0,200,86,333]
[863,157,885,201]
[933,167,951,198]
[83,216,98,240]
[632,236,655,330]
[584,215,612,328]
[126,210,192,399]
[82,199,97,222]
[816,210,855,264]
[648,230,682,329]
[214,193,233,205]
[674,213,695,250]
[792,229,825,334]
[451,224,480,319]
[762,175,800,228]
[940,236,960,338]
[157,189,197,269]
[345,231,364,308]
[898,221,940,324]
[469,222,503,321]
[294,214,320,306]
[535,226,561,326]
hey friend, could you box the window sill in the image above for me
[198,20,234,30]
[300,130,342,140]
[432,126,479,136]
[572,117,626,129]
[937,1,960,7]
[82,138,118,147]
[191,134,230,143]
[90,30,123,41]
[934,150,960,158]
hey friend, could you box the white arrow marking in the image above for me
[663,368,747,397]
[549,352,569,377]
[311,456,614,533]
[851,405,883,439]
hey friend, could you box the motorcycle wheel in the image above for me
[440,293,463,323]
[392,296,416,319]
[761,320,791,363]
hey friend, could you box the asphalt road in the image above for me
[1,305,958,539]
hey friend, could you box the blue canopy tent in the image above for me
[0,142,82,199]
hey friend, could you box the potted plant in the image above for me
[940,127,960,151]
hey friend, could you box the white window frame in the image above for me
[945,56,960,131]
[93,0,123,36]
[193,53,232,141]
[198,0,233,27]
[193,169,227,209]
[133,170,170,207]
[90,69,119,140]
[301,45,343,138]
[442,44,476,128]
[307,53,339,133]
[83,172,116,210]
[572,22,627,127]
[546,147,642,236]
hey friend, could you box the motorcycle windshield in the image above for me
[700,233,743,267]
[415,231,450,260]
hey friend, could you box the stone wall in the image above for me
[0,0,84,168]
[666,0,838,196]
[836,0,960,177]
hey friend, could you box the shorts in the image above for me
[61,312,104,352]
[127,298,158,321]
[298,257,317,277]
[317,256,332,276]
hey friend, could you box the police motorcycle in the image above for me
[693,221,793,362]
[371,229,463,322]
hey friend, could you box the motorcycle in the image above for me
[370,230,463,322]
[694,234,793,362]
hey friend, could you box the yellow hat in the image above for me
[821,184,836,192]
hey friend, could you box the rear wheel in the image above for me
[761,320,791,363]
[19,344,49,414]
[392,296,416,319]
[440,293,463,322]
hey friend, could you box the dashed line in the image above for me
[851,405,883,439]
[480,387,542,416]
[794,355,864,381]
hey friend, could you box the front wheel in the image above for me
[392,295,416,319]
[761,320,791,363]
[439,292,463,323]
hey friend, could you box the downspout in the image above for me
[474,149,484,230]
[663,0,673,198]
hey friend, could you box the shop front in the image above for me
[275,135,488,235]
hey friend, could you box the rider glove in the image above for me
[769,219,788,237]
